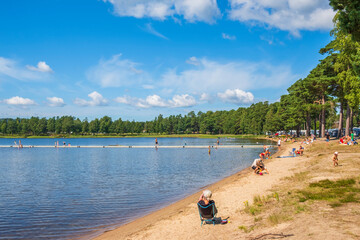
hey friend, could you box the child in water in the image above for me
[332,152,339,167]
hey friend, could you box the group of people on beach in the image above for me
[339,134,358,145]
[197,135,344,227]
[251,145,271,175]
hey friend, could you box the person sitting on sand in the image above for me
[251,159,269,174]
[332,152,339,167]
[198,190,218,214]
[297,145,304,156]
[259,152,266,160]
[251,158,260,171]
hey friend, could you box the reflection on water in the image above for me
[0,138,274,239]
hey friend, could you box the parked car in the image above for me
[331,129,339,137]
[353,128,360,137]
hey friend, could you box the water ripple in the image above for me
[0,138,273,239]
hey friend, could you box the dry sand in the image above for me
[93,140,360,240]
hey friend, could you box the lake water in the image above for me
[0,137,274,239]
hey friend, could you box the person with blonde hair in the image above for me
[332,152,339,166]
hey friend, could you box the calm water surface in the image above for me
[0,138,274,239]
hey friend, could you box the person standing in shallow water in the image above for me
[208,146,211,155]
[155,138,158,148]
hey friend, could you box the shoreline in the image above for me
[0,134,269,139]
[92,139,284,240]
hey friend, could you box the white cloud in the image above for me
[87,54,148,88]
[161,57,297,93]
[186,56,200,66]
[228,0,335,35]
[2,96,36,106]
[0,57,51,81]
[200,93,211,101]
[222,33,236,40]
[26,61,53,73]
[218,89,254,104]
[103,0,220,23]
[143,23,168,39]
[74,91,108,106]
[169,94,196,107]
[146,94,169,107]
[46,97,65,107]
[115,94,196,108]
[142,84,155,89]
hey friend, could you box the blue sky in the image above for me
[0,0,335,121]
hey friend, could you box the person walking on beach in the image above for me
[277,138,281,150]
[332,152,339,167]
[326,132,330,144]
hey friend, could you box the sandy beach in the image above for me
[94,139,360,240]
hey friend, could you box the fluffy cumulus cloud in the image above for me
[87,54,148,88]
[163,57,297,93]
[0,57,52,81]
[115,94,196,108]
[103,0,220,23]
[218,89,254,104]
[228,0,335,35]
[26,61,53,72]
[2,96,36,106]
[74,91,108,107]
[46,97,65,107]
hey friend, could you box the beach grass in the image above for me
[298,178,360,207]
[238,225,255,233]
[240,170,360,232]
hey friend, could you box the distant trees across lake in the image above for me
[0,100,358,137]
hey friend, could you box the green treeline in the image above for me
[0,103,297,136]
[1,3,360,138]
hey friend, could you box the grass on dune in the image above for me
[239,173,360,232]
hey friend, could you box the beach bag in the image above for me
[205,217,228,224]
